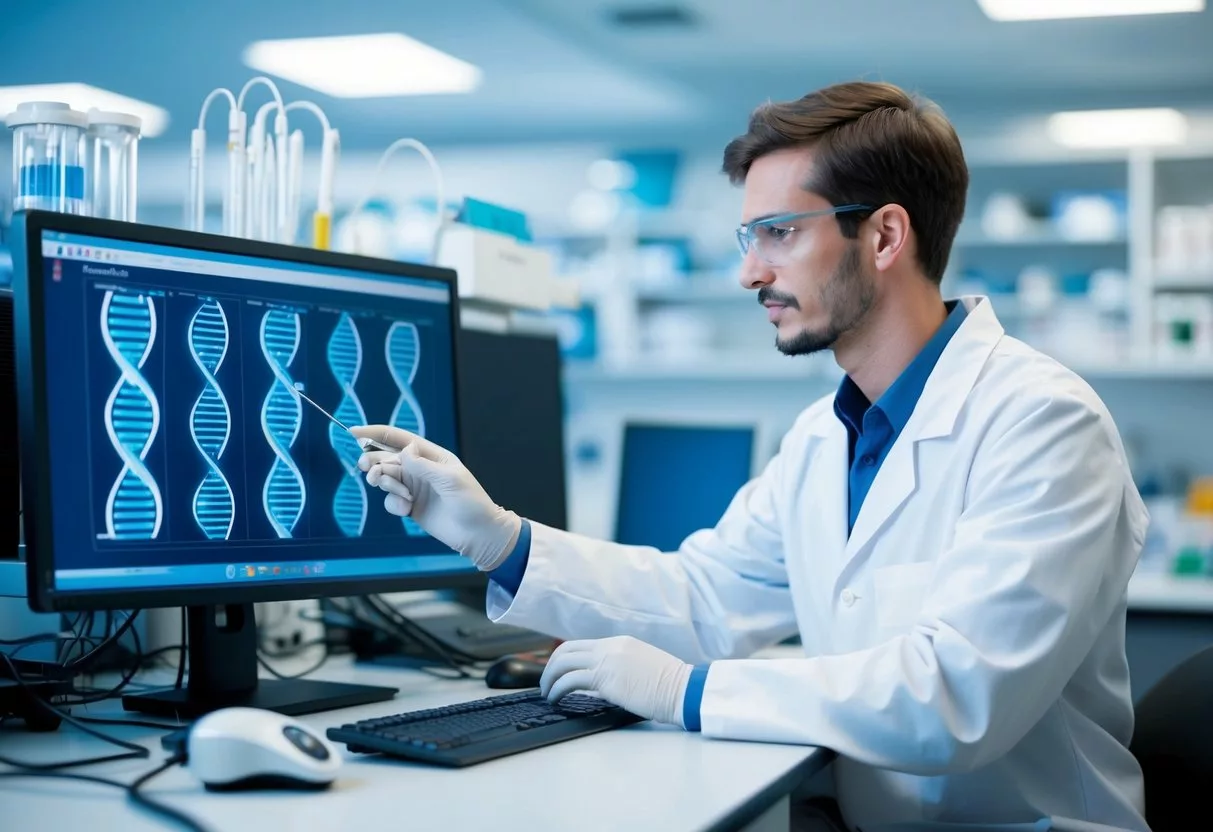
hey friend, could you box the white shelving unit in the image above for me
[561,149,1213,383]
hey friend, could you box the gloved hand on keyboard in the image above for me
[351,425,521,572]
[539,636,693,727]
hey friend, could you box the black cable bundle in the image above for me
[0,650,206,830]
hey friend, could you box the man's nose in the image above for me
[739,250,774,291]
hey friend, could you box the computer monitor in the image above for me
[614,422,756,553]
[11,210,476,717]
[457,328,568,531]
[0,289,18,558]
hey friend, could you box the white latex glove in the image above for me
[351,425,521,572]
[539,636,693,727]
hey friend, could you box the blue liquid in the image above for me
[19,163,86,200]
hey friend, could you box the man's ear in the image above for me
[869,204,912,274]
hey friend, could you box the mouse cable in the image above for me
[129,753,208,832]
[0,753,208,832]
[0,651,150,770]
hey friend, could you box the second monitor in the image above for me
[614,422,756,553]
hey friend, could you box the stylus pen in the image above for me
[290,387,402,454]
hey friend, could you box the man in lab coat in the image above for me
[354,81,1149,831]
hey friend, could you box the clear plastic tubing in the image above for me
[6,101,90,215]
[87,109,142,222]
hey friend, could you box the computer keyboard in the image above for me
[325,690,643,767]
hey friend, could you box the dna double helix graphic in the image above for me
[188,300,235,540]
[327,313,368,537]
[260,309,306,538]
[100,291,163,540]
[385,321,427,537]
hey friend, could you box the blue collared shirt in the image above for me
[493,301,970,732]
[834,300,968,532]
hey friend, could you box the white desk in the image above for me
[0,655,832,832]
[1127,571,1213,614]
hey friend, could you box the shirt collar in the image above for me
[833,300,968,434]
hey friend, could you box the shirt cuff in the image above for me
[682,664,711,732]
[487,519,531,597]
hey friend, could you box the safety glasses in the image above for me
[735,204,873,265]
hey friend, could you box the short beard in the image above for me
[776,245,875,357]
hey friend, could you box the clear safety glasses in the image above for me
[735,204,873,265]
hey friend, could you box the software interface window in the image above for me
[38,232,466,592]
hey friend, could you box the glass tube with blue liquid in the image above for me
[6,101,90,215]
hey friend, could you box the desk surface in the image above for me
[0,654,831,832]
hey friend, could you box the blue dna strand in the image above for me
[385,321,427,537]
[100,291,163,540]
[188,300,235,540]
[260,309,306,538]
[327,313,368,537]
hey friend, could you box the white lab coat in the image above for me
[488,296,1149,831]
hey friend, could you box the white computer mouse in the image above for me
[187,707,342,791]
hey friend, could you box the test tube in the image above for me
[87,109,142,222]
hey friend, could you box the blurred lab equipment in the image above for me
[87,109,140,222]
[640,307,713,363]
[1156,205,1213,278]
[980,191,1035,240]
[188,77,337,248]
[6,101,89,215]
[1154,292,1213,359]
[349,137,446,264]
[1052,190,1126,241]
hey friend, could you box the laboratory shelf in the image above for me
[1153,272,1213,291]
[563,355,836,383]
[1127,571,1213,614]
[634,283,749,303]
[952,232,1128,248]
[563,354,1213,384]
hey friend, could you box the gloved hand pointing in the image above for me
[351,425,521,572]
[539,636,693,728]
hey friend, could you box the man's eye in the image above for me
[760,226,794,242]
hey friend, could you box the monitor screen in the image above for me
[457,329,567,531]
[614,423,755,553]
[19,219,474,608]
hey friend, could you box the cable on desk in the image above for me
[256,640,330,680]
[64,609,142,672]
[0,650,150,770]
[66,614,145,705]
[175,606,187,691]
[0,632,66,646]
[75,715,186,731]
[359,595,488,680]
[0,754,208,832]
[128,753,207,832]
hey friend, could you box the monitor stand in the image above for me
[123,603,397,720]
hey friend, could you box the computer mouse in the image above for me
[485,654,548,689]
[187,707,342,791]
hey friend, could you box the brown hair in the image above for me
[722,81,968,284]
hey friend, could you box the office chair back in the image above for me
[1129,643,1213,831]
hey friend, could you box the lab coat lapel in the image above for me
[843,296,1005,561]
[805,414,850,572]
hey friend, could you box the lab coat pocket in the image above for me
[873,562,934,633]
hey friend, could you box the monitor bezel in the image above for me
[12,210,479,613]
